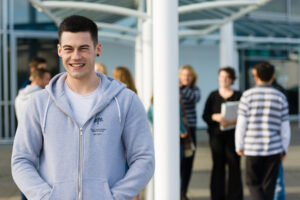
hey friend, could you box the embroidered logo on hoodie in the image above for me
[91,116,106,135]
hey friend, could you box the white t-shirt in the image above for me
[64,80,102,126]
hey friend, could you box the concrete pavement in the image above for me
[1,123,299,200]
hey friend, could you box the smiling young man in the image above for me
[12,15,155,200]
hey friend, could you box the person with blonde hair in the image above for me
[94,62,108,75]
[113,66,137,94]
[179,64,201,200]
[113,65,140,200]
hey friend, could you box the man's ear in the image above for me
[57,44,62,57]
[96,42,102,57]
[270,74,275,83]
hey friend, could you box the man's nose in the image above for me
[72,50,81,59]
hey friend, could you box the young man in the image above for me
[15,68,51,121]
[20,57,48,89]
[251,64,287,200]
[12,15,155,200]
[235,61,290,200]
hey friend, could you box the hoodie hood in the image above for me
[15,85,43,121]
[45,72,126,122]
[17,85,42,102]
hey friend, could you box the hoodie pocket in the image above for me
[82,179,114,200]
[48,181,76,200]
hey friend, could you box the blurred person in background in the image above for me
[113,65,140,200]
[236,61,290,200]
[179,65,201,200]
[15,68,51,200]
[251,63,288,200]
[95,62,108,75]
[20,57,47,89]
[113,66,137,94]
[203,67,243,200]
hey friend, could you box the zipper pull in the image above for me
[80,128,83,135]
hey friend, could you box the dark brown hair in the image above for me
[253,61,274,82]
[219,66,236,85]
[58,15,98,46]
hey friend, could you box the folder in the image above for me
[220,101,239,131]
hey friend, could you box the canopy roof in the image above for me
[29,0,274,42]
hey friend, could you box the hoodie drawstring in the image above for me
[114,97,121,123]
[42,95,51,133]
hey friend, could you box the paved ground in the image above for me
[1,123,299,200]
[188,122,300,200]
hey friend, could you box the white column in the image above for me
[135,0,144,102]
[153,0,180,199]
[220,21,239,89]
[142,19,152,110]
[135,35,143,101]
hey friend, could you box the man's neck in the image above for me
[256,80,272,86]
[66,73,100,95]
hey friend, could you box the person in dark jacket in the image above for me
[203,67,243,200]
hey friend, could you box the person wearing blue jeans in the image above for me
[274,162,285,200]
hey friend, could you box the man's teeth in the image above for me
[71,64,84,67]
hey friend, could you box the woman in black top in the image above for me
[203,67,243,200]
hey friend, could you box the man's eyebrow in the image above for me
[62,45,72,48]
[80,44,90,48]
[62,44,90,48]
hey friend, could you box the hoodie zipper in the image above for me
[78,127,83,200]
[55,102,115,200]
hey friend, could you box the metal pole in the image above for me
[10,0,16,140]
[298,48,300,127]
[31,0,149,19]
[3,0,9,139]
[178,0,259,14]
[153,0,180,199]
[0,0,3,139]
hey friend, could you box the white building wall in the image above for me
[95,40,135,77]
[96,40,219,128]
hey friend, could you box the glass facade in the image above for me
[0,0,59,142]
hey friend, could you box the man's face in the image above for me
[57,31,101,81]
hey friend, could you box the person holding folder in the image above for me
[203,67,243,200]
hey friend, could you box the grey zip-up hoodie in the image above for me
[12,72,155,200]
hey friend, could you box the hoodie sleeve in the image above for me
[111,94,155,200]
[11,97,52,200]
